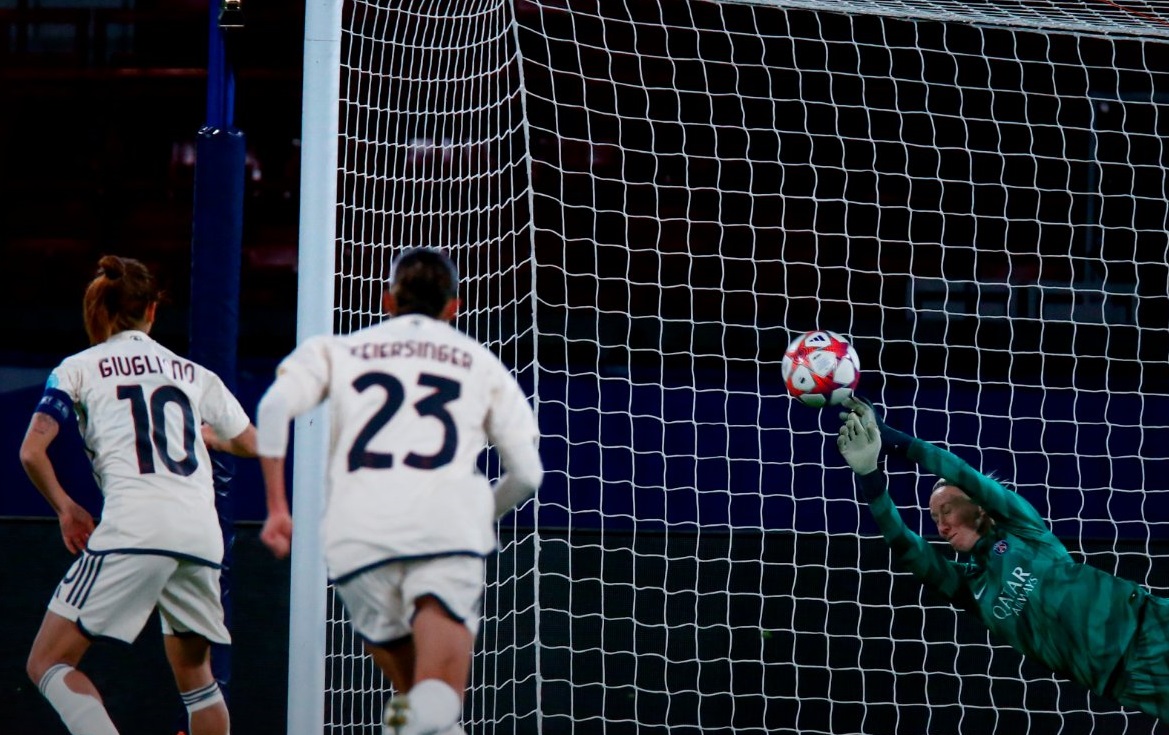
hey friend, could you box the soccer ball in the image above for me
[782,330,860,408]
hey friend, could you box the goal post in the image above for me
[288,1,341,734]
[292,1,1169,733]
[292,1,535,733]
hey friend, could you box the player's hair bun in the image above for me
[98,255,125,280]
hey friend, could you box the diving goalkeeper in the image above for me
[836,397,1168,722]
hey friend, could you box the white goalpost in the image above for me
[289,0,341,732]
[293,1,1169,733]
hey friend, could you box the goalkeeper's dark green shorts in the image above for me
[1107,594,1169,723]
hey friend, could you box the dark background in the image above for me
[2,1,1168,734]
[0,0,304,360]
[2,2,1167,521]
[1,2,305,733]
[3,522,1166,734]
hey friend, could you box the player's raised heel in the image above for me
[383,696,409,735]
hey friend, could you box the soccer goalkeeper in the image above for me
[836,397,1168,722]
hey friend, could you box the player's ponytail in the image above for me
[83,255,162,344]
[99,257,124,281]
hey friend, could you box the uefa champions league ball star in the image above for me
[782,330,861,408]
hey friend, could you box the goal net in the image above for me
[304,0,1169,733]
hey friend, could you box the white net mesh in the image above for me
[330,0,531,731]
[730,0,1169,39]
[323,0,1169,733]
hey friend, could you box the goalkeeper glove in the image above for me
[841,396,914,456]
[836,408,888,502]
[837,410,880,476]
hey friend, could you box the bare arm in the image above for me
[259,455,293,559]
[202,423,259,458]
[19,413,94,554]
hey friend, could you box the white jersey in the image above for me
[41,330,251,566]
[267,315,539,581]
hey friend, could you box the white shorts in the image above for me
[47,550,230,645]
[335,554,485,646]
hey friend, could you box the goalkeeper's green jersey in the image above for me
[868,438,1148,697]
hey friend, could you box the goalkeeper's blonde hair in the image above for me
[931,470,1011,496]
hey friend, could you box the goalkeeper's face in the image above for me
[929,486,988,553]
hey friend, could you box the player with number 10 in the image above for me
[20,255,258,735]
[254,247,544,735]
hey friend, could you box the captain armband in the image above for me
[35,388,74,424]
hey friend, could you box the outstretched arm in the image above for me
[837,409,969,601]
[906,441,1045,529]
[848,398,1046,531]
[867,487,971,601]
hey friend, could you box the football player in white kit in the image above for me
[20,256,257,735]
[255,247,544,735]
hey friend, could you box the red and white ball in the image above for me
[782,330,860,408]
